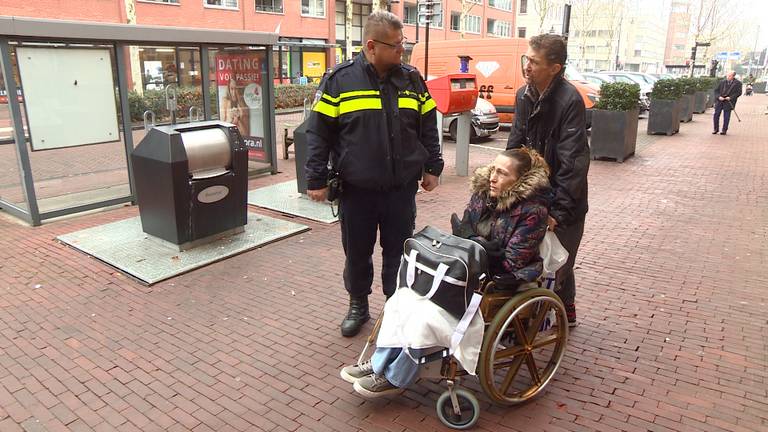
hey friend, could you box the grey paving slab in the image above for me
[247,180,339,223]
[57,213,309,285]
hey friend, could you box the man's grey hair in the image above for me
[363,10,403,41]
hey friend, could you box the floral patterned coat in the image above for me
[464,152,552,281]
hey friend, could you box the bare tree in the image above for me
[569,0,599,70]
[371,0,388,12]
[459,0,479,39]
[603,0,625,70]
[533,0,555,34]
[345,0,353,61]
[691,0,741,60]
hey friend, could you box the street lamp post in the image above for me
[690,41,711,77]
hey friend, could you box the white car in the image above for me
[442,97,500,142]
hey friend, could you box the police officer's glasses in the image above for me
[373,37,408,49]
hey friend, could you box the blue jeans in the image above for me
[371,347,426,388]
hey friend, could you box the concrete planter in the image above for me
[706,89,715,108]
[693,91,707,113]
[647,99,681,136]
[679,94,694,122]
[590,109,639,162]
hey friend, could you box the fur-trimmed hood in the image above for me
[469,148,551,211]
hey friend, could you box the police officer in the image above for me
[305,11,444,337]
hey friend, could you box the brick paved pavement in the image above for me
[0,96,766,431]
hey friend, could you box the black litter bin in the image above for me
[131,121,248,248]
[292,120,309,194]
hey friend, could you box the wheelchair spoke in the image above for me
[531,333,561,350]
[512,316,530,346]
[499,355,526,395]
[494,344,526,360]
[525,303,550,342]
[524,353,541,385]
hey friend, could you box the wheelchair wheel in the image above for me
[436,388,480,430]
[478,288,568,405]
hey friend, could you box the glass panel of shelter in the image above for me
[0,55,28,211]
[4,41,130,215]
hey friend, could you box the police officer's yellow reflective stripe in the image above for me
[313,100,340,118]
[339,90,380,99]
[321,93,340,104]
[339,98,382,114]
[421,97,437,115]
[398,97,419,111]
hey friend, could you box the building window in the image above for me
[488,19,511,38]
[255,0,283,13]
[451,13,480,34]
[302,0,325,17]
[519,0,527,14]
[488,0,511,11]
[403,3,417,24]
[517,27,526,38]
[205,0,238,8]
[634,49,642,57]
[335,1,370,42]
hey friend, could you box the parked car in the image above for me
[584,72,649,113]
[0,88,23,104]
[442,97,500,142]
[601,72,652,110]
[582,72,614,87]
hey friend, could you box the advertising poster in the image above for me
[216,52,266,162]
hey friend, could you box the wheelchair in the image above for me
[357,276,569,430]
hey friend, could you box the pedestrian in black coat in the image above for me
[713,71,742,135]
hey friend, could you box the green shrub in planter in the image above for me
[651,78,683,100]
[275,84,319,109]
[677,77,697,95]
[648,79,683,135]
[594,82,640,111]
[675,77,696,121]
[692,77,713,113]
[591,82,640,162]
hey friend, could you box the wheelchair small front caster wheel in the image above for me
[436,388,480,430]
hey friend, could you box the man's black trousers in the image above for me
[553,217,585,307]
[713,101,732,132]
[339,182,418,299]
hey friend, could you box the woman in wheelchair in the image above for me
[341,148,551,398]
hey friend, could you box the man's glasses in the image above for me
[373,37,408,49]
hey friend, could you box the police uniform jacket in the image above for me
[305,53,444,191]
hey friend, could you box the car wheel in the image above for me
[449,120,457,142]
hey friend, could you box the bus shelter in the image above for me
[0,16,279,226]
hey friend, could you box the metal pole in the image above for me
[201,46,212,120]
[265,45,278,174]
[562,3,572,44]
[115,43,137,203]
[0,38,40,225]
[425,20,430,79]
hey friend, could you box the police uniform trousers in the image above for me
[553,216,585,307]
[339,181,418,299]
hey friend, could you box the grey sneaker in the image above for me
[340,360,374,383]
[353,374,400,398]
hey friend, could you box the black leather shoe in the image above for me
[720,131,727,135]
[341,296,370,337]
[712,130,718,134]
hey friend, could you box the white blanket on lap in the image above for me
[375,287,485,375]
